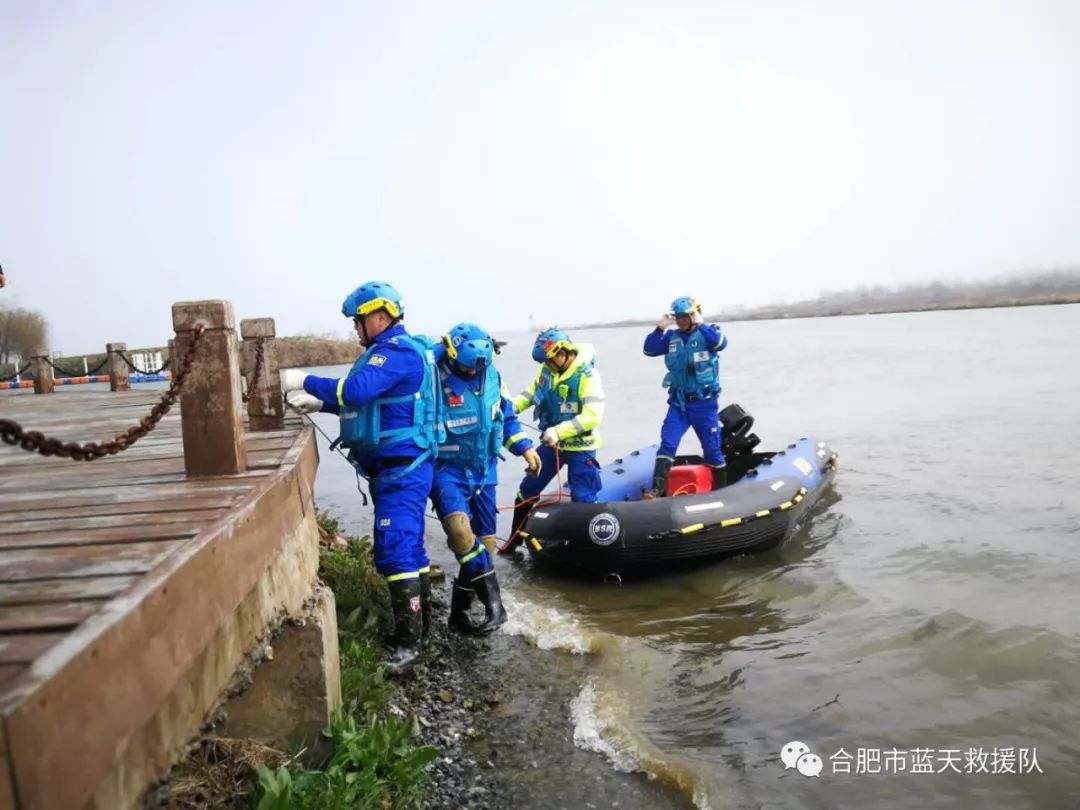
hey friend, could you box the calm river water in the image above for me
[314,304,1080,809]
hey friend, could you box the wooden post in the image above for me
[172,301,247,476]
[241,318,284,431]
[107,342,131,392]
[32,348,54,394]
[167,339,175,375]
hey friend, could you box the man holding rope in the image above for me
[502,329,606,553]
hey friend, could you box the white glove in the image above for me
[690,309,704,326]
[541,427,561,448]
[657,313,674,330]
[281,369,309,392]
[285,391,323,414]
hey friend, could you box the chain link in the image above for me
[43,356,86,377]
[0,362,32,383]
[86,355,110,375]
[40,355,111,378]
[241,337,265,404]
[118,351,171,376]
[0,326,205,462]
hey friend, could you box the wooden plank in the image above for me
[2,428,316,810]
[0,666,23,692]
[0,525,197,551]
[0,603,100,633]
[0,433,295,470]
[0,540,182,581]
[0,577,137,606]
[0,494,243,519]
[0,508,230,535]
[0,634,63,665]
[0,448,286,484]
[1,722,16,810]
[0,471,270,496]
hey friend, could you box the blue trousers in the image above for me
[658,398,725,465]
[430,463,498,538]
[369,459,433,578]
[518,445,601,504]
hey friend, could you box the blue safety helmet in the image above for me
[445,322,492,363]
[671,296,702,317]
[341,281,404,320]
[447,322,491,346]
[453,337,494,371]
[531,328,574,363]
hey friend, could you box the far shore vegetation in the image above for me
[570,268,1080,329]
[3,269,1077,378]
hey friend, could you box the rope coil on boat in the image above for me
[0,326,205,461]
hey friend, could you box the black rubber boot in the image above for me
[501,496,533,554]
[711,464,728,490]
[644,456,673,499]
[385,578,423,675]
[469,570,507,635]
[448,578,479,634]
[419,571,433,649]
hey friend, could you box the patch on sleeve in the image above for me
[369,354,387,367]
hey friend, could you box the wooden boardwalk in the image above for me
[0,389,317,809]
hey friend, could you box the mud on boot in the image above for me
[419,570,434,649]
[385,577,423,675]
[448,578,479,634]
[468,570,507,635]
[501,496,534,553]
[643,455,673,499]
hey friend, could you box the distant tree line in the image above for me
[570,267,1080,329]
[0,307,48,373]
[726,267,1080,320]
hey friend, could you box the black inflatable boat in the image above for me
[516,405,838,579]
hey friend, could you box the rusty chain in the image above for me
[0,362,32,383]
[241,337,265,404]
[0,326,205,461]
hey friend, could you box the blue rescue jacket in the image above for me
[336,332,444,475]
[643,325,726,408]
[437,363,504,474]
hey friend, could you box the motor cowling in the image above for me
[720,403,760,456]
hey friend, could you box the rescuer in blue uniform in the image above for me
[281,281,441,675]
[504,329,606,551]
[642,296,729,498]
[430,323,541,634]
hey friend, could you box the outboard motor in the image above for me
[720,403,761,457]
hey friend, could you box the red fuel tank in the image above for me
[667,464,713,496]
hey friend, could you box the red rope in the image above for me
[497,445,566,553]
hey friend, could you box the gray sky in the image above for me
[2,0,1079,353]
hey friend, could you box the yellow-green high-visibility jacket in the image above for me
[512,344,605,451]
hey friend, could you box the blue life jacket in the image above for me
[663,328,720,402]
[535,360,592,431]
[338,335,444,473]
[437,363,504,472]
